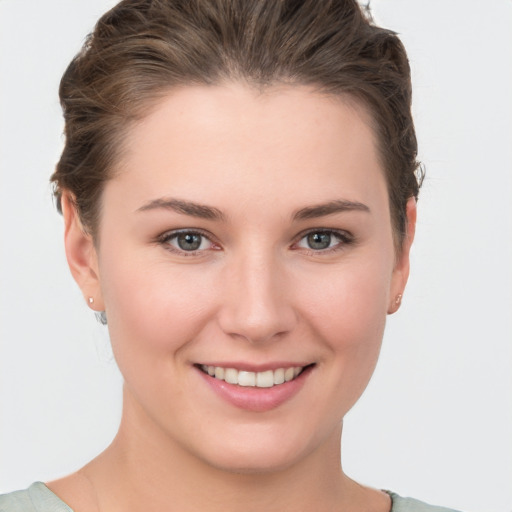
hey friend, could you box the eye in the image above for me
[159,230,217,254]
[295,230,352,252]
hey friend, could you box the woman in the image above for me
[0,1,473,511]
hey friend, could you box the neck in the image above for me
[79,390,389,512]
[84,409,354,511]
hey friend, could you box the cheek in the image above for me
[98,248,218,366]
[300,255,391,344]
[297,255,392,403]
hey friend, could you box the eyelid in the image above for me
[154,227,354,256]
[156,228,220,256]
[292,228,355,253]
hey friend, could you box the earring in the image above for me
[88,297,94,304]
[395,293,402,305]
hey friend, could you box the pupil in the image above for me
[308,232,331,250]
[177,233,201,251]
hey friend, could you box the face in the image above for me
[66,83,413,473]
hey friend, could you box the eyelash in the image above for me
[292,229,355,255]
[157,229,218,257]
[156,228,355,257]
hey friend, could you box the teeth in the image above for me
[273,368,285,385]
[224,368,238,385]
[238,371,256,387]
[200,365,305,388]
[256,370,274,388]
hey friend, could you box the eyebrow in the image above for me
[137,197,225,221]
[136,197,369,222]
[292,199,370,220]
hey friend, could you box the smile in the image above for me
[198,365,306,388]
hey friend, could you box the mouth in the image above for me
[195,363,315,412]
[196,364,313,388]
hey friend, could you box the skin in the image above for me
[50,83,416,512]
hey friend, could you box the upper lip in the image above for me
[194,361,314,372]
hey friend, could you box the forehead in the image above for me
[108,83,387,215]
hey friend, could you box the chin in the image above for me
[189,422,327,475]
[203,447,303,475]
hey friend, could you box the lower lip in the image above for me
[196,366,313,412]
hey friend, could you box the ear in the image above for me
[62,193,105,311]
[388,197,417,314]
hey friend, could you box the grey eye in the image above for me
[295,230,350,252]
[306,232,332,250]
[160,230,216,255]
[176,232,203,251]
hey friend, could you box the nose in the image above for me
[216,250,297,344]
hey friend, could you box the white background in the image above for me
[0,1,511,511]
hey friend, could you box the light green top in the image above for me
[0,483,72,512]
[0,482,463,512]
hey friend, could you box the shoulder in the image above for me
[387,492,464,512]
[0,483,73,512]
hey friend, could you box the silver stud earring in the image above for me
[88,297,94,304]
[395,293,402,305]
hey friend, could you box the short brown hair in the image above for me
[52,0,422,246]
